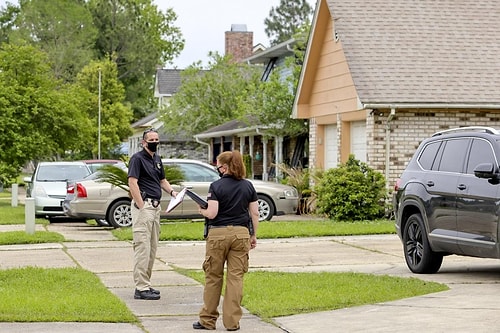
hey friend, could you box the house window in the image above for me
[213,138,221,164]
[223,136,232,151]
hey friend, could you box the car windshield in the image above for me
[171,163,219,182]
[37,165,91,181]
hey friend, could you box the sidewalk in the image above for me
[1,219,500,332]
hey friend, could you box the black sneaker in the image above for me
[134,289,160,300]
[150,287,160,295]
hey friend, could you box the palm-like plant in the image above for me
[96,163,185,194]
[277,164,323,214]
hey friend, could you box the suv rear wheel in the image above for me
[403,213,443,274]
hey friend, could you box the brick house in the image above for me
[293,0,500,188]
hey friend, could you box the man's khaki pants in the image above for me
[199,226,250,330]
[131,200,161,291]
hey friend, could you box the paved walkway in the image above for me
[1,217,500,332]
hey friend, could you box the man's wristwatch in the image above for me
[170,189,174,196]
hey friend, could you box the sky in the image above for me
[0,0,316,68]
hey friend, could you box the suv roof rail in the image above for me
[432,126,500,137]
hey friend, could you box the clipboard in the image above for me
[185,189,208,209]
[165,188,208,213]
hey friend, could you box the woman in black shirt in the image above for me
[193,150,259,331]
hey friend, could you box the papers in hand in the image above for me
[165,188,186,213]
[165,188,208,214]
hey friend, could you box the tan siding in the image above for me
[309,98,359,117]
[307,21,359,118]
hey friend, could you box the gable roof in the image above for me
[155,69,182,96]
[320,0,500,105]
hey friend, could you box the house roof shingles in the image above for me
[327,0,500,104]
[156,69,182,95]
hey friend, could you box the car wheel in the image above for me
[257,194,274,221]
[94,218,110,227]
[107,200,132,228]
[403,213,443,274]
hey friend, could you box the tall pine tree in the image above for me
[264,0,313,45]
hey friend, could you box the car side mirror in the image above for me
[474,163,499,180]
[23,176,32,183]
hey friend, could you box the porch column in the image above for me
[262,138,268,181]
[248,136,255,179]
[239,136,245,153]
[275,136,283,181]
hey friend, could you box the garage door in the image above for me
[350,121,367,163]
[324,125,338,169]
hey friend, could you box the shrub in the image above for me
[315,155,387,220]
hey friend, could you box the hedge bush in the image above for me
[315,155,387,220]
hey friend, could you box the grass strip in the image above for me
[181,270,448,319]
[111,219,396,241]
[0,267,137,323]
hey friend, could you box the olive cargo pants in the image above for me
[199,226,250,330]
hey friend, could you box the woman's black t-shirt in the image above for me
[207,175,258,226]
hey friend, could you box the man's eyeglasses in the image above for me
[142,128,157,139]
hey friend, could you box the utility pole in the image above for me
[98,67,102,159]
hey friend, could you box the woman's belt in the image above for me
[208,225,246,229]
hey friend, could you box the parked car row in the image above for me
[25,158,299,227]
[63,159,299,228]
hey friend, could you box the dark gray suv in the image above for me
[393,126,500,273]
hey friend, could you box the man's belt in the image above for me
[145,198,161,208]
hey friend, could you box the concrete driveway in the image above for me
[1,221,500,332]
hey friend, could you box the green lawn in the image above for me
[0,197,447,324]
[0,267,137,323]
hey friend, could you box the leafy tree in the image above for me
[73,59,133,159]
[160,53,262,136]
[264,0,313,46]
[6,0,98,83]
[0,2,19,44]
[88,0,185,119]
[0,44,92,185]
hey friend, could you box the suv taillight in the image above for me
[67,184,75,194]
[394,178,401,191]
[76,183,88,198]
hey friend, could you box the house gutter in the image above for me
[194,125,272,140]
[194,136,211,163]
[363,103,500,110]
[385,108,396,189]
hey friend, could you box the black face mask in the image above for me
[216,166,224,177]
[146,141,159,152]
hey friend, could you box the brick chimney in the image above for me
[225,24,253,63]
